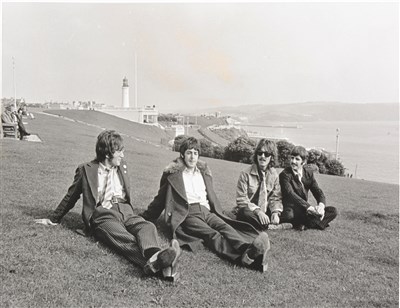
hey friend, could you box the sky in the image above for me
[1,1,399,112]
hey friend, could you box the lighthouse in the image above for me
[122,77,129,108]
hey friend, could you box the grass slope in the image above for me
[1,112,398,308]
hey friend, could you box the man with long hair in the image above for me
[35,130,181,280]
[233,138,291,231]
[142,137,270,272]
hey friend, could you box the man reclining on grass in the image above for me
[232,138,292,231]
[279,145,338,231]
[141,137,270,272]
[35,130,181,281]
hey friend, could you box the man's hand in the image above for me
[316,203,325,220]
[255,210,270,225]
[34,218,58,226]
[271,212,280,225]
[307,205,320,217]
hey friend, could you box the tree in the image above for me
[276,140,295,168]
[173,135,189,152]
[325,159,345,176]
[199,139,214,158]
[213,145,225,160]
[224,136,256,164]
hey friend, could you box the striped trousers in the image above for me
[91,202,160,267]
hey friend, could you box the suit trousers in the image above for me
[281,205,338,230]
[181,204,248,262]
[91,202,160,268]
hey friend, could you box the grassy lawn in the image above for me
[1,111,398,307]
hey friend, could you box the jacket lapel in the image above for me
[291,167,307,199]
[168,171,188,202]
[85,161,99,202]
[118,161,130,201]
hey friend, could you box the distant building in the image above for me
[99,77,159,125]
[122,77,129,108]
[171,125,185,137]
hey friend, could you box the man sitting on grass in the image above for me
[35,130,181,280]
[279,145,338,231]
[141,137,270,272]
[233,138,292,231]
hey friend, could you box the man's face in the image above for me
[109,149,124,167]
[290,155,305,172]
[183,148,199,170]
[257,147,272,171]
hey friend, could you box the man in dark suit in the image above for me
[35,130,181,280]
[142,137,270,272]
[279,146,337,230]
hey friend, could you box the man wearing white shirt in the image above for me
[142,137,271,271]
[279,146,338,230]
[35,130,181,280]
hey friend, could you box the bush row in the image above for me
[173,135,345,176]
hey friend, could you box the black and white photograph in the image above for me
[1,0,398,307]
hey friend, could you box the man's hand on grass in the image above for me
[34,218,58,226]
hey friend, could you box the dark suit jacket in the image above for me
[142,157,260,251]
[49,159,131,229]
[279,166,326,210]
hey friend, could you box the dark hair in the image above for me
[290,145,308,162]
[179,137,201,157]
[252,138,278,168]
[95,130,124,162]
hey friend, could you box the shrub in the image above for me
[173,135,189,152]
[213,145,225,160]
[224,136,256,164]
[199,139,214,158]
[276,140,295,168]
[325,159,345,176]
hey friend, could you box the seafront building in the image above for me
[100,77,159,125]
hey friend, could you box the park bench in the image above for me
[2,123,19,139]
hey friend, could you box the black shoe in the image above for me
[143,240,181,279]
[295,224,307,231]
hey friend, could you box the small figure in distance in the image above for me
[141,137,270,272]
[1,104,30,139]
[35,130,181,281]
[279,146,338,231]
[233,138,292,231]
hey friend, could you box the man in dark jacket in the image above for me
[279,146,338,230]
[35,130,181,280]
[142,137,270,271]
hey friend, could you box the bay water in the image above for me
[243,121,399,185]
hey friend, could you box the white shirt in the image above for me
[182,167,210,210]
[97,162,126,205]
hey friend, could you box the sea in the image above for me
[242,120,399,185]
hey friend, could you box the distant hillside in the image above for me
[199,102,399,123]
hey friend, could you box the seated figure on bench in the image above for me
[1,105,30,140]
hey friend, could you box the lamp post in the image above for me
[335,128,340,160]
[13,56,17,110]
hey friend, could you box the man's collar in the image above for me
[292,167,303,178]
[99,162,116,173]
[183,166,200,174]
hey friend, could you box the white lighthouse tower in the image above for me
[122,77,129,108]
